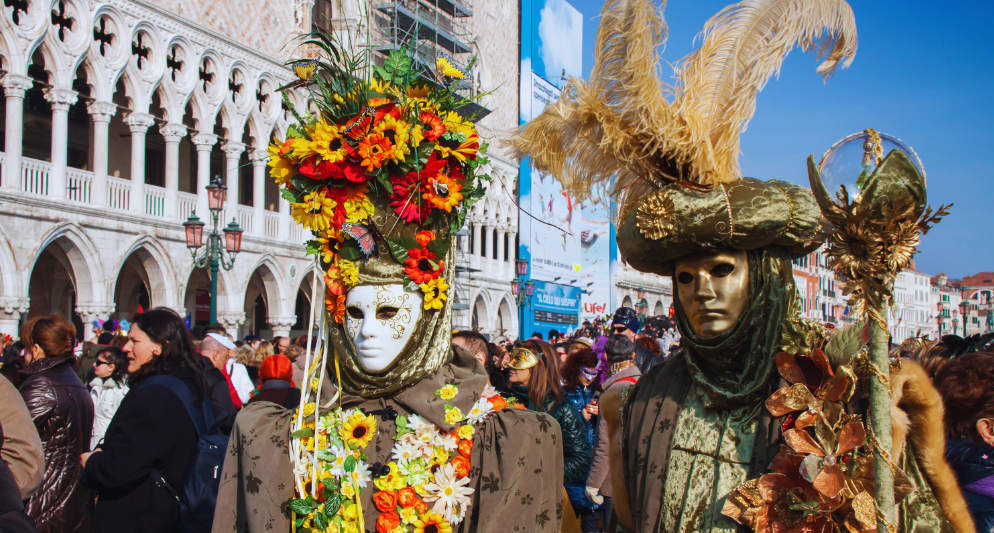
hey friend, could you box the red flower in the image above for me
[376,511,401,533]
[420,111,446,141]
[373,490,397,512]
[451,455,470,478]
[389,154,447,223]
[397,487,418,508]
[404,247,443,284]
[416,230,436,247]
[487,394,508,411]
[413,499,428,514]
[298,156,337,180]
[458,439,473,458]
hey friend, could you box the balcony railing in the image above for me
[1,154,295,243]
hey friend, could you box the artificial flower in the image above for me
[428,446,448,467]
[326,444,351,477]
[421,277,450,311]
[458,439,473,458]
[376,511,402,533]
[369,78,393,94]
[290,191,336,231]
[404,247,443,284]
[340,411,377,449]
[351,460,372,489]
[436,384,459,400]
[266,142,296,185]
[311,121,350,163]
[324,265,346,296]
[407,415,431,433]
[326,292,346,324]
[423,464,473,524]
[465,397,493,425]
[422,172,464,213]
[413,511,453,533]
[389,171,430,223]
[339,259,359,287]
[435,432,458,452]
[341,480,356,499]
[302,403,316,417]
[393,440,425,463]
[298,155,340,180]
[450,455,470,478]
[358,133,394,171]
[407,85,431,99]
[373,462,407,491]
[420,111,446,141]
[400,506,419,525]
[398,457,432,487]
[416,230,436,247]
[374,489,398,512]
[434,132,479,163]
[397,487,419,508]
[375,114,413,162]
[443,406,463,425]
[456,425,474,440]
[487,394,508,411]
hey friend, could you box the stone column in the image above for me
[86,101,116,207]
[221,142,246,214]
[471,220,482,257]
[484,224,495,262]
[251,149,267,235]
[267,315,297,338]
[44,88,78,199]
[191,134,218,219]
[126,112,155,214]
[279,177,291,239]
[218,312,247,341]
[76,304,115,341]
[0,298,29,339]
[506,229,518,263]
[496,225,506,277]
[2,75,32,190]
[160,123,188,219]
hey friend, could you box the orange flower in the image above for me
[368,97,391,107]
[458,439,473,458]
[358,132,393,172]
[404,247,443,284]
[376,511,401,533]
[325,292,346,324]
[487,394,508,411]
[374,490,398,512]
[416,230,436,247]
[420,111,445,141]
[421,171,463,213]
[413,498,428,514]
[397,487,419,508]
[451,455,470,478]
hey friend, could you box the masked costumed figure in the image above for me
[212,31,564,533]
[508,0,974,532]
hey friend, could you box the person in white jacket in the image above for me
[214,335,253,405]
[88,346,129,449]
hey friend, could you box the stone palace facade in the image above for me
[0,0,520,341]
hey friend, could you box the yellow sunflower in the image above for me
[422,173,464,213]
[310,121,349,163]
[338,259,359,287]
[289,135,318,160]
[290,191,336,231]
[441,111,475,138]
[339,411,377,449]
[407,84,431,98]
[434,133,479,163]
[266,143,296,186]
[369,78,394,94]
[414,511,453,533]
[375,115,413,162]
[420,277,449,311]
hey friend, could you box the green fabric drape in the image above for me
[675,245,798,410]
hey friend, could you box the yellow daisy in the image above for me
[420,277,450,310]
[310,121,348,163]
[266,143,296,185]
[339,411,377,449]
[375,114,413,162]
[338,259,359,287]
[290,191,336,232]
[414,511,453,533]
[369,78,394,94]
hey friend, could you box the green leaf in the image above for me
[404,279,419,293]
[426,238,450,259]
[324,494,342,518]
[396,235,421,251]
[305,240,322,258]
[376,172,394,195]
[387,239,411,263]
[344,455,356,473]
[337,240,364,261]
[824,318,869,365]
[295,516,307,527]
[322,477,339,492]
[290,428,315,438]
[280,188,298,203]
[288,498,314,515]
[313,511,328,531]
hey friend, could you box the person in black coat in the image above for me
[611,307,662,373]
[0,423,38,533]
[81,309,206,533]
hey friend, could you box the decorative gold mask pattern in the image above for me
[636,189,675,240]
[507,347,540,370]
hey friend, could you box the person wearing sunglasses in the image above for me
[88,346,130,450]
[610,307,661,374]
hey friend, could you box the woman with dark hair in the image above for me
[80,307,206,533]
[247,354,301,410]
[936,353,994,531]
[560,347,602,532]
[508,340,592,491]
[88,346,130,449]
[0,342,26,388]
[17,314,94,533]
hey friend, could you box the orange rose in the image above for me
[415,230,436,247]
[397,487,418,508]
[315,481,327,502]
[451,455,470,478]
[373,489,397,512]
[458,439,473,458]
[413,498,428,514]
[376,511,401,533]
[487,394,508,411]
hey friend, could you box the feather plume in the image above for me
[676,0,858,183]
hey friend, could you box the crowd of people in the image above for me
[2,305,994,532]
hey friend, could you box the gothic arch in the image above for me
[0,224,22,299]
[244,254,289,315]
[111,234,180,309]
[31,222,105,304]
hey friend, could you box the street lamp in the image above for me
[510,259,533,339]
[960,300,971,337]
[184,175,242,325]
[635,297,648,318]
[636,286,646,300]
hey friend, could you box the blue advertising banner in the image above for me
[530,281,581,339]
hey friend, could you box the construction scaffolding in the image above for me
[371,0,474,91]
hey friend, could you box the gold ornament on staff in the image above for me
[808,129,951,530]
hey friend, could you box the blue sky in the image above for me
[570,0,994,279]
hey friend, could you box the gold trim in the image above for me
[636,190,675,240]
[719,183,734,244]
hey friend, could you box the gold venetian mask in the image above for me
[674,249,750,338]
[507,347,540,370]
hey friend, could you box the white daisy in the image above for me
[464,397,493,425]
[416,424,440,446]
[423,463,473,524]
[392,440,423,463]
[398,457,431,486]
[325,445,349,477]
[407,414,431,433]
[433,431,459,452]
[350,459,372,489]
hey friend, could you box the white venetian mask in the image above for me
[344,284,423,374]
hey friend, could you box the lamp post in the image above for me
[183,175,243,325]
[960,300,971,337]
[511,259,533,340]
